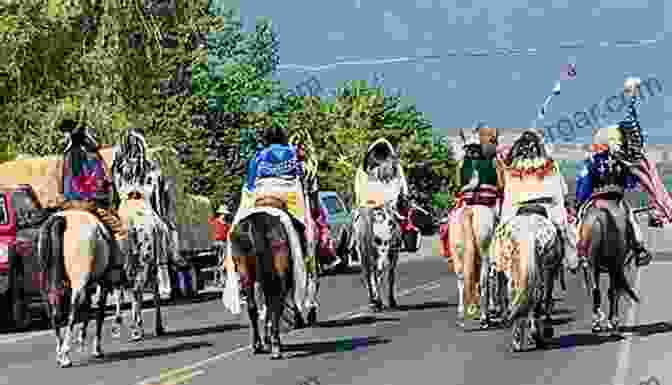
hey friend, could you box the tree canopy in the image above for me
[0,0,456,219]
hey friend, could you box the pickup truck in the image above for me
[0,184,50,329]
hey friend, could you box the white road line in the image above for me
[0,253,443,345]
[134,278,443,385]
[0,298,160,344]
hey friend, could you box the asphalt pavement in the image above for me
[1,235,672,385]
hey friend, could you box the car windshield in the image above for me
[0,196,7,225]
[322,195,345,215]
[12,189,38,220]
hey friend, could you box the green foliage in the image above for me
[1,0,455,217]
[432,191,455,210]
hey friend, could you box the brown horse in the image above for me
[229,208,307,359]
[37,209,125,367]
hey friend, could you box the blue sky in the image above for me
[238,0,669,144]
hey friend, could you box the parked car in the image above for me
[0,184,48,329]
[318,191,358,266]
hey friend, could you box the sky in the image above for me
[238,0,670,145]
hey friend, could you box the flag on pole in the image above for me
[560,63,576,81]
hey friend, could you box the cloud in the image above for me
[551,0,569,8]
[599,0,649,9]
[327,31,345,41]
[383,11,409,41]
[415,0,434,9]
[528,7,544,17]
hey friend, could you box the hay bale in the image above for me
[0,154,63,207]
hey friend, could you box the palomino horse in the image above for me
[228,208,311,359]
[578,197,639,333]
[353,200,401,311]
[491,207,563,351]
[37,210,122,367]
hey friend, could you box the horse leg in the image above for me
[58,282,89,368]
[269,232,290,360]
[387,253,398,309]
[238,254,262,354]
[479,252,492,328]
[51,302,64,366]
[76,292,91,353]
[542,266,555,339]
[111,287,124,339]
[129,266,147,342]
[607,274,620,332]
[154,268,164,337]
[456,270,465,326]
[91,283,110,358]
[369,268,382,312]
[461,209,479,321]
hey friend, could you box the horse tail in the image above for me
[597,207,639,303]
[249,213,275,294]
[37,215,67,313]
[504,215,541,323]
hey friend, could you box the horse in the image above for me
[353,200,401,311]
[37,210,121,367]
[491,207,563,351]
[578,195,639,333]
[106,141,172,341]
[490,129,572,351]
[228,208,310,359]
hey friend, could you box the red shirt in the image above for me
[209,216,231,241]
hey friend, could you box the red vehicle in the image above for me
[0,184,48,329]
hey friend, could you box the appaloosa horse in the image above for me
[353,201,401,312]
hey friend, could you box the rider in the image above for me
[116,127,176,297]
[498,128,577,270]
[576,80,653,267]
[453,122,502,326]
[224,125,319,297]
[49,118,128,280]
[350,138,410,254]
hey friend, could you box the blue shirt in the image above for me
[245,144,303,192]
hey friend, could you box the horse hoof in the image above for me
[58,357,72,368]
[270,347,283,360]
[111,328,121,339]
[307,308,317,326]
[388,299,398,309]
[543,326,554,339]
[253,343,265,355]
[129,330,144,342]
[591,323,602,334]
[91,350,104,359]
[156,327,165,337]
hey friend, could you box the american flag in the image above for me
[560,64,576,80]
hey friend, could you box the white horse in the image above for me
[354,201,402,311]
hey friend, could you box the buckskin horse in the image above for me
[37,210,121,367]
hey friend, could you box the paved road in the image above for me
[1,236,671,385]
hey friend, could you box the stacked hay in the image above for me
[0,147,212,236]
[0,154,63,208]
